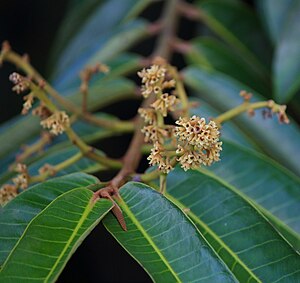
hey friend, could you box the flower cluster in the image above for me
[138,59,178,173]
[9,72,29,94]
[40,111,70,135]
[12,163,29,189]
[175,115,222,171]
[0,184,18,206]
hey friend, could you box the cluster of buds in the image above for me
[175,116,222,171]
[9,72,30,94]
[40,111,70,135]
[138,58,179,173]
[266,100,290,124]
[12,163,29,190]
[0,184,17,206]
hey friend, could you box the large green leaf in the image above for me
[186,37,270,96]
[166,167,300,282]
[195,0,271,80]
[50,0,151,77]
[256,0,295,44]
[104,182,237,282]
[0,173,98,266]
[0,188,112,282]
[183,66,300,175]
[52,19,148,90]
[273,0,300,102]
[208,140,300,251]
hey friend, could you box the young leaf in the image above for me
[166,167,300,282]
[183,66,300,175]
[104,182,237,282]
[0,188,113,282]
[0,173,98,266]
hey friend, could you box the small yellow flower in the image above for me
[151,93,179,117]
[0,184,18,206]
[41,111,70,135]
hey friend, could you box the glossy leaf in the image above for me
[195,0,272,80]
[52,19,148,90]
[186,37,270,96]
[273,1,300,102]
[256,0,295,44]
[0,188,112,282]
[0,173,98,266]
[208,140,300,251]
[183,66,300,175]
[50,0,151,77]
[166,166,300,282]
[104,182,237,282]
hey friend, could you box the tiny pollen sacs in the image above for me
[138,59,222,174]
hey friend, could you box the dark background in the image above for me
[0,1,253,282]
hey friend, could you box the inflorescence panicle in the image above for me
[138,58,222,174]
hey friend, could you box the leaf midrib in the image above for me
[166,193,261,283]
[44,191,94,282]
[119,195,182,282]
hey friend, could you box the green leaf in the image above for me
[0,173,98,266]
[183,66,300,175]
[166,166,300,282]
[256,0,295,44]
[49,0,151,74]
[0,188,112,282]
[186,37,270,96]
[104,182,237,282]
[208,140,300,251]
[52,19,148,90]
[195,0,272,80]
[273,1,300,102]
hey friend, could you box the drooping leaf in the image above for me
[195,0,272,81]
[0,173,98,266]
[166,166,300,282]
[208,140,300,251]
[49,0,151,76]
[256,0,295,44]
[0,188,112,282]
[52,19,148,90]
[104,182,237,282]
[186,37,270,96]
[273,1,300,102]
[183,66,300,175]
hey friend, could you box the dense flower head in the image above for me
[40,111,70,135]
[175,115,220,149]
[175,115,222,170]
